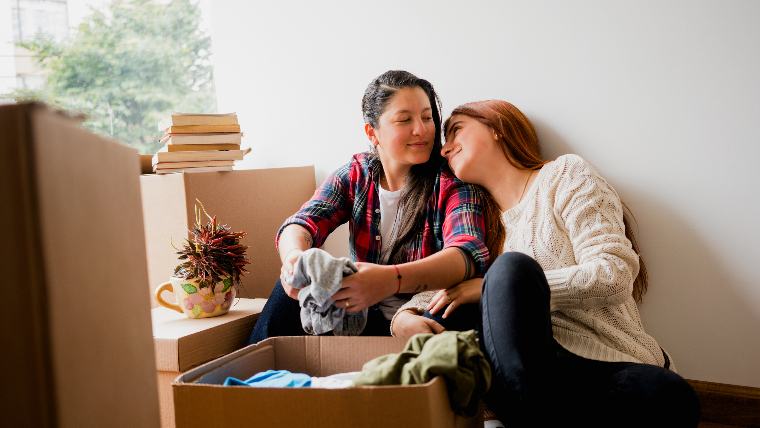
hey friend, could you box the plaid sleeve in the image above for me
[439,174,490,275]
[276,162,352,249]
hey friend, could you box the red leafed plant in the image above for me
[174,199,250,289]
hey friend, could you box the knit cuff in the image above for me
[544,266,576,310]
[389,291,436,336]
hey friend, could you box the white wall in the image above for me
[209,0,760,387]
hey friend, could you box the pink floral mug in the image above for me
[155,276,236,319]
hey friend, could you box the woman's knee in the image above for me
[482,252,548,299]
[248,280,302,344]
[487,252,542,277]
[655,370,700,424]
[615,365,700,426]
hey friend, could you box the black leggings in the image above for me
[480,252,700,427]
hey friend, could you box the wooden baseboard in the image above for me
[688,379,760,427]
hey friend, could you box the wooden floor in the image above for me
[699,423,746,428]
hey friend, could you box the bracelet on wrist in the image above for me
[393,265,402,294]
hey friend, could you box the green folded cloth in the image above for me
[353,330,491,416]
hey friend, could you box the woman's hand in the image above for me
[426,278,483,319]
[279,249,304,300]
[331,262,395,313]
[392,310,445,339]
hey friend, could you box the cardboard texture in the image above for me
[0,103,160,427]
[174,336,478,428]
[153,297,265,427]
[140,166,316,305]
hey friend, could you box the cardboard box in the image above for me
[140,166,316,304]
[1,103,160,427]
[173,336,478,428]
[153,298,266,427]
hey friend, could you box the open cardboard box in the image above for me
[173,336,478,428]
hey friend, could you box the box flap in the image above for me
[152,297,265,371]
[29,104,160,427]
[1,102,57,427]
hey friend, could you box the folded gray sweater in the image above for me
[287,248,367,335]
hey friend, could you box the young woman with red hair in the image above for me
[394,100,700,427]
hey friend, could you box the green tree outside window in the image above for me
[8,0,217,154]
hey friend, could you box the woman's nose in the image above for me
[441,143,455,158]
[411,118,426,136]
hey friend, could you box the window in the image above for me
[1,0,217,154]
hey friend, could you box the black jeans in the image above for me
[421,302,481,332]
[248,280,392,344]
[480,252,700,427]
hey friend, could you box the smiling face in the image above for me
[366,86,436,170]
[441,114,502,185]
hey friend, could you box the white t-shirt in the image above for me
[377,185,405,319]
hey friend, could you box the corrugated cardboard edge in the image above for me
[1,102,58,427]
[155,337,181,372]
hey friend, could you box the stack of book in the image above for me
[152,113,251,174]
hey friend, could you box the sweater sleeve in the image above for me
[389,291,436,336]
[545,156,640,310]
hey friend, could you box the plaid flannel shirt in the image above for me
[276,152,490,275]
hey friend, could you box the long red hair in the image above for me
[444,100,648,302]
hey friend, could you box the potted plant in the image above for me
[155,200,250,318]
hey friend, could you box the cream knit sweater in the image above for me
[393,154,667,367]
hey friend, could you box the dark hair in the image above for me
[361,70,443,265]
[445,100,649,303]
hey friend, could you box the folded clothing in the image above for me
[352,330,491,416]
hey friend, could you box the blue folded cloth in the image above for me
[223,369,312,387]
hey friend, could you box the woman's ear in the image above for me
[364,123,379,146]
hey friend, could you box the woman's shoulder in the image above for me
[547,154,621,208]
[543,153,605,187]
[550,153,595,175]
[438,164,477,189]
[331,151,376,180]
[438,165,487,203]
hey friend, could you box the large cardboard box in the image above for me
[140,167,316,304]
[173,336,478,428]
[152,298,266,427]
[0,103,160,427]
